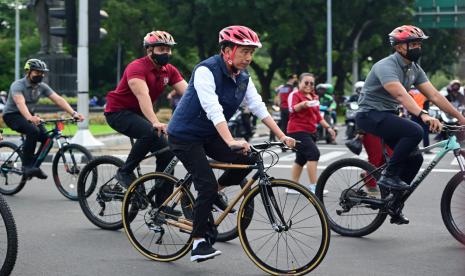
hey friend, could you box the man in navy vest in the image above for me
[167,25,295,262]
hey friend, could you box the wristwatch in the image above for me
[418,109,428,118]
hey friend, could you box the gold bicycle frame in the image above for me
[162,162,257,232]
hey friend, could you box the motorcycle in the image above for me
[433,103,465,141]
[228,107,256,141]
[317,105,337,144]
[345,101,359,139]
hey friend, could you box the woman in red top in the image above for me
[287,73,336,193]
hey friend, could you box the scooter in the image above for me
[228,107,256,141]
[317,105,337,144]
[345,101,359,139]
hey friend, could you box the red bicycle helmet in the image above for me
[389,25,429,46]
[143,31,176,48]
[219,25,262,48]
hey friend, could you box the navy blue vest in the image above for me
[167,55,249,142]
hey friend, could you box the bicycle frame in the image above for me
[399,135,465,203]
[154,142,290,232]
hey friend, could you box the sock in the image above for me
[193,238,206,250]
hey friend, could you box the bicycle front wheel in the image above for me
[316,158,388,237]
[441,172,465,245]
[122,172,195,262]
[0,142,26,196]
[238,179,330,275]
[0,195,18,275]
[52,143,93,200]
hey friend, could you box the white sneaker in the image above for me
[309,185,329,195]
[285,188,301,194]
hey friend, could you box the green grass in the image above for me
[2,124,116,137]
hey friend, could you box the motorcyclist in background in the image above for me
[446,80,465,107]
[316,83,337,124]
[348,81,364,102]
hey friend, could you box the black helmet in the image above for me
[24,59,49,72]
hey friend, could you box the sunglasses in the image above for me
[304,81,314,86]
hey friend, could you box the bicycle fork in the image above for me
[259,180,290,232]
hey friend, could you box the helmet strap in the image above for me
[222,45,240,75]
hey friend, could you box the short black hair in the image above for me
[220,41,236,51]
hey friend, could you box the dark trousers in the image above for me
[280,108,289,135]
[3,112,47,167]
[105,110,175,204]
[168,135,256,238]
[356,111,423,184]
[411,116,430,147]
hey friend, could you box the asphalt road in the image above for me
[3,129,465,275]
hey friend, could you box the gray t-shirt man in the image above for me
[358,52,429,112]
[3,76,54,115]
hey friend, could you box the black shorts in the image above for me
[288,131,320,166]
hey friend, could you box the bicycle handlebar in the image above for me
[230,140,301,153]
[39,118,78,125]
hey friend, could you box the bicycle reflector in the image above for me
[57,122,65,131]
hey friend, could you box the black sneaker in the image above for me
[390,212,410,225]
[190,241,221,262]
[115,169,136,188]
[213,192,236,213]
[377,175,410,191]
[35,168,48,179]
[22,166,41,179]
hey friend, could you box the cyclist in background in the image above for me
[167,25,295,262]
[356,25,465,224]
[2,59,84,179]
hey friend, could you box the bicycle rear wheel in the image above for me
[0,142,26,196]
[77,156,133,230]
[238,179,330,275]
[122,172,194,262]
[53,143,93,200]
[316,158,388,237]
[0,195,18,275]
[441,172,465,245]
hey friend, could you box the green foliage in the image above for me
[38,96,77,105]
[0,0,463,102]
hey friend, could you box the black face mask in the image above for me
[30,75,43,84]
[405,47,422,63]
[151,53,170,66]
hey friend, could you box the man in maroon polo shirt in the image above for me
[104,31,188,206]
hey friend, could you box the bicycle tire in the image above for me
[238,179,330,275]
[122,172,194,262]
[316,158,388,237]
[77,156,134,230]
[0,142,26,196]
[441,172,465,245]
[52,143,93,200]
[0,195,18,275]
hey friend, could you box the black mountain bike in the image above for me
[0,118,92,200]
[77,138,252,243]
[316,125,465,245]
